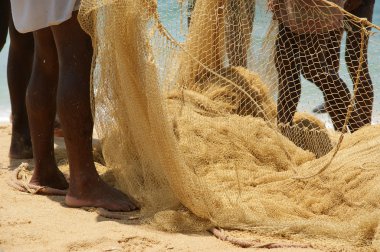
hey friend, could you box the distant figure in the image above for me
[188,0,255,67]
[312,0,374,129]
[272,0,366,132]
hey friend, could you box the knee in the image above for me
[8,22,34,52]
[33,42,58,74]
[315,69,339,83]
[275,53,292,74]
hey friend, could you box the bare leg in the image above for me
[225,0,255,67]
[317,74,351,131]
[51,13,136,211]
[310,27,343,115]
[0,0,9,52]
[26,29,67,189]
[275,24,301,125]
[301,31,351,132]
[345,0,375,129]
[7,10,34,159]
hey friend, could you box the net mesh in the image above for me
[79,0,380,249]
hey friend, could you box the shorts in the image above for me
[10,0,81,33]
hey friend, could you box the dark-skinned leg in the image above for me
[51,13,136,211]
[8,13,34,159]
[302,31,351,132]
[276,25,301,125]
[345,0,375,129]
[323,30,357,132]
[26,28,67,189]
[304,71,351,131]
[319,75,351,131]
[310,27,343,115]
[0,0,9,52]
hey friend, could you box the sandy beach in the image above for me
[0,123,321,252]
[1,1,380,251]
[0,123,227,252]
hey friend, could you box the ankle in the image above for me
[68,170,102,193]
[11,115,30,134]
[29,165,68,190]
[9,130,33,159]
[33,161,59,175]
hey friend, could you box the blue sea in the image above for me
[1,1,380,125]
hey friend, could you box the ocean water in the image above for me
[1,2,380,125]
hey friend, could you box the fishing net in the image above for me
[78,0,380,250]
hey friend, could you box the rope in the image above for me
[7,163,45,194]
[7,163,67,195]
[209,227,313,248]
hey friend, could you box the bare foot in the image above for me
[65,179,138,212]
[30,166,69,190]
[9,132,33,159]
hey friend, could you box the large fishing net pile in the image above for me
[79,0,380,250]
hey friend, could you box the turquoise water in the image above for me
[1,2,380,124]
